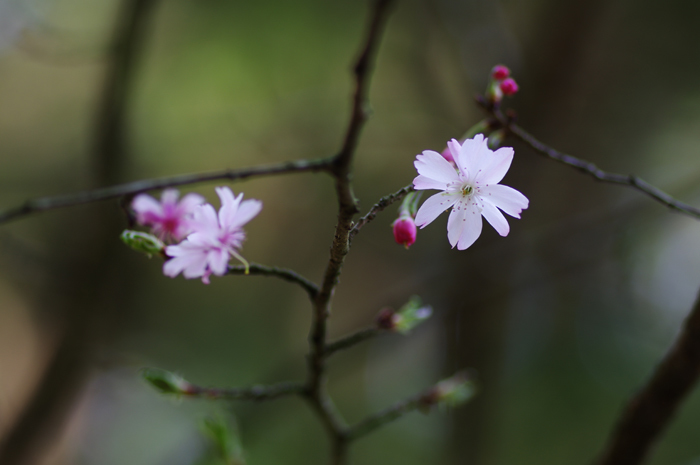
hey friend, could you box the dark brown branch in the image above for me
[477,98,700,220]
[594,291,700,465]
[227,263,319,299]
[0,158,331,225]
[184,381,306,401]
[349,184,413,241]
[324,327,380,356]
[305,1,395,463]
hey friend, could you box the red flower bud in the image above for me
[392,215,417,249]
[499,77,519,96]
[491,65,510,81]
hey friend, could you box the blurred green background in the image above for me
[1,0,700,464]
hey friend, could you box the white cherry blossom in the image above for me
[413,134,528,250]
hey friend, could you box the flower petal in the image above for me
[475,146,513,185]
[456,134,489,180]
[479,184,529,218]
[160,189,180,206]
[207,248,230,276]
[415,192,458,228]
[216,187,242,228]
[414,150,460,187]
[132,194,163,222]
[447,201,468,247]
[457,203,483,250]
[191,204,220,232]
[413,174,448,191]
[178,193,205,213]
[480,199,510,236]
[228,199,262,230]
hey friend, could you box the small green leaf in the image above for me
[141,368,192,395]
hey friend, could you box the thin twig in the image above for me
[594,290,700,465]
[185,381,307,401]
[346,387,431,441]
[325,327,380,357]
[477,98,700,220]
[0,158,331,225]
[227,263,319,299]
[349,184,413,241]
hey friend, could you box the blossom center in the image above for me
[461,185,473,196]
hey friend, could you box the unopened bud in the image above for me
[376,296,432,334]
[499,77,519,96]
[121,230,165,258]
[142,368,195,396]
[376,307,401,330]
[491,64,510,81]
[421,371,477,411]
[392,214,417,249]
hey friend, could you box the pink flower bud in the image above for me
[491,65,510,81]
[440,147,455,163]
[499,77,519,96]
[392,215,417,249]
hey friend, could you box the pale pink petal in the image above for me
[415,192,458,228]
[480,199,510,236]
[447,201,469,247]
[413,174,448,191]
[227,199,262,230]
[414,150,460,186]
[160,189,179,206]
[163,245,204,277]
[457,204,483,250]
[207,248,230,276]
[132,194,163,222]
[447,139,462,163]
[456,134,488,179]
[178,193,206,213]
[216,187,242,228]
[191,204,220,232]
[479,184,529,218]
[475,146,513,185]
[181,252,209,279]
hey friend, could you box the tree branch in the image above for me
[305,1,395,462]
[227,263,319,299]
[594,290,700,465]
[325,327,380,357]
[0,158,331,225]
[349,184,413,241]
[184,381,307,401]
[477,98,700,220]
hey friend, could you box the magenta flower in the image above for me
[163,187,262,284]
[132,189,205,241]
[413,134,528,250]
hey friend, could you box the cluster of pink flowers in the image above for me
[131,187,262,284]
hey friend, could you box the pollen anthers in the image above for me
[461,185,473,196]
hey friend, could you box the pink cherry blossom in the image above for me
[413,134,528,250]
[131,189,205,241]
[163,187,262,284]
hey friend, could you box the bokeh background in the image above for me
[1,0,700,464]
